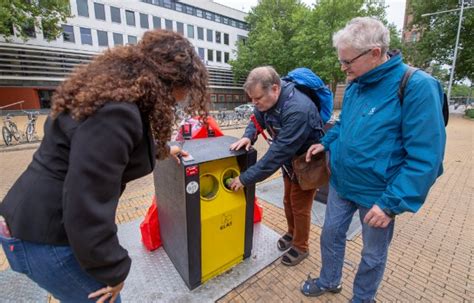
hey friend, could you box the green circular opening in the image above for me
[200,174,219,200]
[222,168,240,191]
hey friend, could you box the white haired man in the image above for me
[300,17,446,302]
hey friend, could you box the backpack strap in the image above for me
[398,66,419,106]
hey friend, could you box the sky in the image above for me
[213,0,407,31]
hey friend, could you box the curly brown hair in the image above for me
[51,30,209,159]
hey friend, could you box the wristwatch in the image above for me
[382,208,396,219]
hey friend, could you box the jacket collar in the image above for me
[266,80,293,114]
[353,50,403,85]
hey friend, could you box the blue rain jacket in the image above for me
[322,53,446,214]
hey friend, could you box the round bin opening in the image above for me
[200,174,219,200]
[222,168,240,191]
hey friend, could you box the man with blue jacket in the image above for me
[229,66,324,266]
[300,17,446,303]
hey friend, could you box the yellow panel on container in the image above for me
[199,157,246,282]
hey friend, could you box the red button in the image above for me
[186,165,199,176]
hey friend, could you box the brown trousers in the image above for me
[283,176,317,252]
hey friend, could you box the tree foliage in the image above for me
[230,0,402,92]
[0,0,71,41]
[406,0,473,81]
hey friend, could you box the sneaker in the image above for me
[300,274,342,297]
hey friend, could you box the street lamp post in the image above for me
[447,0,465,102]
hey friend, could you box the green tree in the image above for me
[292,0,400,92]
[406,0,473,81]
[231,0,402,93]
[230,0,308,80]
[0,0,71,41]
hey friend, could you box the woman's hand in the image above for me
[88,281,124,303]
[169,145,189,164]
[305,144,325,162]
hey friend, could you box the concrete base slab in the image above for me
[120,221,282,302]
[0,269,48,302]
[256,178,362,240]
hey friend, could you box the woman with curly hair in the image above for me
[0,30,208,302]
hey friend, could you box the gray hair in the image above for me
[243,66,280,92]
[333,17,390,54]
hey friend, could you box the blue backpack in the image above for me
[282,68,334,124]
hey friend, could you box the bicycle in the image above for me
[24,111,39,143]
[2,114,21,146]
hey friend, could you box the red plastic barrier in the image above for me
[253,197,263,223]
[140,196,162,251]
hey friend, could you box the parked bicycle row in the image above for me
[2,111,39,146]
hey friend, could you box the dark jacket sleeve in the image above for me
[62,102,143,286]
[239,105,312,185]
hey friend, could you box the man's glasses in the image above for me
[338,49,372,66]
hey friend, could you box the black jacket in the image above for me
[240,80,323,185]
[0,102,155,286]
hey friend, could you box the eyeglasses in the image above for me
[338,49,372,66]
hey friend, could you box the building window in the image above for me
[215,15,221,23]
[231,20,236,27]
[110,6,121,23]
[234,94,240,102]
[186,6,193,14]
[21,20,36,38]
[113,33,123,45]
[62,25,75,42]
[215,31,221,44]
[206,29,212,42]
[187,24,194,39]
[94,3,105,20]
[97,30,108,46]
[196,9,203,18]
[210,94,217,102]
[128,35,137,45]
[205,11,213,20]
[216,51,222,62]
[153,16,161,29]
[163,0,172,8]
[218,95,225,102]
[197,27,204,40]
[224,33,229,45]
[198,47,205,61]
[207,49,213,62]
[80,27,92,45]
[176,22,184,34]
[140,13,149,28]
[126,10,135,26]
[238,35,247,45]
[77,0,89,17]
[223,17,228,25]
[226,95,232,102]
[165,19,172,31]
[175,3,183,12]
[224,52,230,63]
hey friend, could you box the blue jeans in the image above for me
[0,235,121,302]
[318,186,394,302]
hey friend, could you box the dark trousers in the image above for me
[283,176,317,252]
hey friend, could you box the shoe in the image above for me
[281,246,309,266]
[277,233,293,251]
[300,274,342,297]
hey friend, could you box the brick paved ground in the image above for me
[0,115,472,302]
